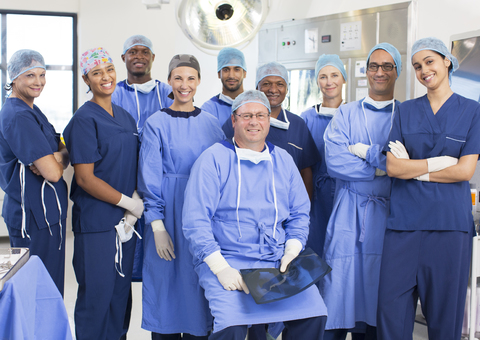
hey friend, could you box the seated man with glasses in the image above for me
[321,43,402,340]
[183,90,327,340]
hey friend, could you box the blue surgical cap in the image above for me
[232,90,271,114]
[315,54,347,83]
[411,37,459,81]
[255,62,289,89]
[367,43,402,79]
[122,35,154,55]
[7,49,46,82]
[217,47,247,72]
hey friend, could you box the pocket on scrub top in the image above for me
[444,134,466,156]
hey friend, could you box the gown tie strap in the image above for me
[344,184,389,243]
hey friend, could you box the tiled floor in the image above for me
[0,232,432,340]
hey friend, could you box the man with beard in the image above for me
[201,47,247,125]
[112,35,173,134]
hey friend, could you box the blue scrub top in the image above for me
[112,79,173,133]
[63,101,138,233]
[201,95,232,126]
[0,98,68,230]
[222,109,320,170]
[384,93,480,232]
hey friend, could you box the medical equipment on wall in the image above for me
[176,0,269,52]
[258,2,415,115]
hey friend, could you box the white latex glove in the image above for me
[152,220,175,261]
[348,143,370,160]
[123,210,137,230]
[204,251,249,294]
[216,267,250,293]
[389,141,409,159]
[116,190,144,218]
[375,168,387,176]
[427,156,458,173]
[280,239,303,273]
[415,173,430,182]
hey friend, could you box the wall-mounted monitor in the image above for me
[450,30,480,102]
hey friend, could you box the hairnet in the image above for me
[315,54,347,83]
[122,35,154,55]
[411,37,459,80]
[232,90,271,114]
[80,47,114,76]
[255,62,288,89]
[367,43,402,79]
[217,47,247,72]
[8,49,46,82]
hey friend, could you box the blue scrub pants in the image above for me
[8,217,66,296]
[73,229,136,340]
[324,324,377,340]
[151,333,208,339]
[377,229,471,340]
[209,316,326,340]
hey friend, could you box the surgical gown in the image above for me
[321,99,399,330]
[112,79,173,134]
[182,141,327,333]
[138,107,224,336]
[301,104,336,257]
[0,97,68,294]
[201,94,232,126]
[222,109,320,171]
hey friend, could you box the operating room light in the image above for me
[176,0,269,51]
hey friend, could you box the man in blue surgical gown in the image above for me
[201,47,247,126]
[183,90,327,340]
[112,35,173,134]
[321,43,402,340]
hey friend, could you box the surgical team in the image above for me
[0,33,478,340]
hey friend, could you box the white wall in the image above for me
[1,0,480,104]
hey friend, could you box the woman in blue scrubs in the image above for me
[0,49,69,295]
[63,47,143,340]
[138,54,224,340]
[377,37,480,340]
[301,54,346,259]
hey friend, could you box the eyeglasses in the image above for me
[235,112,270,121]
[367,63,396,72]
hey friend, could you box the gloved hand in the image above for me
[427,156,458,173]
[204,250,249,294]
[116,190,144,219]
[375,168,387,176]
[415,173,430,182]
[280,239,303,273]
[216,267,250,293]
[152,219,175,261]
[389,141,409,159]
[348,143,370,160]
[124,211,137,232]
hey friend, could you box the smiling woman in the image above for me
[63,47,141,340]
[0,49,69,297]
[137,53,225,339]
